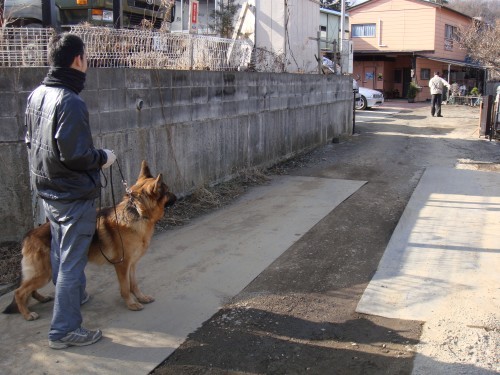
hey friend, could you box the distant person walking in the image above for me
[429,71,451,117]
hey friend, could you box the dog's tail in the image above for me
[2,277,21,314]
[2,297,19,314]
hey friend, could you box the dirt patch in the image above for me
[456,159,500,172]
[0,242,21,287]
[157,168,270,230]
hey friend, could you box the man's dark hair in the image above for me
[434,71,440,76]
[48,33,85,68]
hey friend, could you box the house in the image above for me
[171,0,320,74]
[320,7,352,73]
[348,0,486,100]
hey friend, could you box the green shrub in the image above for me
[407,82,419,99]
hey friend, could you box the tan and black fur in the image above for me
[3,161,176,321]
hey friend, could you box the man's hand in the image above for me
[102,149,116,169]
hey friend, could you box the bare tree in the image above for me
[447,0,500,26]
[456,19,500,74]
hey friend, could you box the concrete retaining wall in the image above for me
[0,68,352,242]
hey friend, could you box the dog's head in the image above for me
[128,161,177,221]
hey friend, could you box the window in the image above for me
[421,68,431,80]
[352,24,376,37]
[445,24,457,50]
[445,24,456,39]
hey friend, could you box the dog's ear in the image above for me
[139,160,153,179]
[153,174,164,192]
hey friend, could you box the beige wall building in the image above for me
[349,0,485,101]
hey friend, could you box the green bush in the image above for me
[470,87,480,96]
[407,82,419,99]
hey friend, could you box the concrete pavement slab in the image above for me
[356,167,500,321]
[0,175,365,375]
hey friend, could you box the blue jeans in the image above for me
[42,199,96,341]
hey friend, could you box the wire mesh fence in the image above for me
[0,27,55,67]
[0,26,263,71]
[69,26,254,70]
[0,26,347,74]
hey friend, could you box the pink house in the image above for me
[349,0,485,101]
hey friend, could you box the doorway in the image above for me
[402,68,412,98]
[363,66,376,89]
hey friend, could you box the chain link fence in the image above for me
[0,26,288,72]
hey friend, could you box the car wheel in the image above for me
[355,96,367,110]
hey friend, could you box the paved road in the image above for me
[355,107,400,123]
[355,100,429,124]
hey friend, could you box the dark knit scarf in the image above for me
[43,67,86,94]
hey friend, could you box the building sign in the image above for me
[189,0,199,33]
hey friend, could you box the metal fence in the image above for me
[0,26,287,72]
[70,26,254,70]
[0,27,55,67]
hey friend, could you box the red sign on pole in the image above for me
[189,0,199,33]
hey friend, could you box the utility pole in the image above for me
[113,0,123,28]
[340,0,345,52]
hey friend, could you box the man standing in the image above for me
[429,71,451,117]
[25,33,116,349]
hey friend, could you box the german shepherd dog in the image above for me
[3,161,176,321]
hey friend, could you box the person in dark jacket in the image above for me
[25,33,116,349]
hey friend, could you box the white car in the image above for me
[353,81,385,110]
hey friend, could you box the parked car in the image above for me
[354,82,384,110]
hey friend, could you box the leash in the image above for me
[115,157,132,195]
[97,159,128,265]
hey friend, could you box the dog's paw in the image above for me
[137,295,155,304]
[127,302,144,311]
[25,312,39,321]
